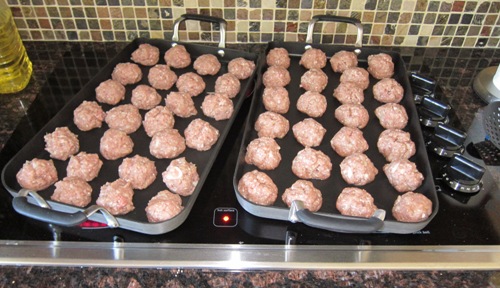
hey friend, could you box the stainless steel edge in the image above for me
[0,241,499,270]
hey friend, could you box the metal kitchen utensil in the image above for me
[484,101,500,149]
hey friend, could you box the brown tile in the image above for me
[135,8,147,18]
[362,11,374,22]
[415,0,427,11]
[38,18,51,29]
[485,14,498,25]
[91,31,102,41]
[288,0,299,8]
[30,30,42,40]
[236,8,247,19]
[452,1,465,12]
[59,7,72,17]
[481,26,492,36]
[286,22,297,32]
[314,0,326,9]
[249,9,260,19]
[370,35,380,45]
[57,0,69,5]
[199,0,209,6]
[275,9,286,20]
[300,10,311,21]
[224,0,235,6]
[262,9,273,20]
[96,7,109,18]
[109,7,122,18]
[123,7,135,18]
[398,12,412,23]
[41,30,54,40]
[100,19,112,29]
[34,7,47,17]
[374,12,387,23]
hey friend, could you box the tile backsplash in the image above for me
[8,0,500,47]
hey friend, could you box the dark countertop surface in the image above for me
[1,41,500,286]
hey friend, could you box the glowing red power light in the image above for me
[222,215,230,222]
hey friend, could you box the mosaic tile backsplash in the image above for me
[7,0,500,47]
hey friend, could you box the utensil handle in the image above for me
[295,209,384,233]
[172,13,227,48]
[306,14,363,48]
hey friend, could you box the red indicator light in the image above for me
[213,208,238,227]
[223,215,230,222]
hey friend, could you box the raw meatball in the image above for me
[292,118,326,147]
[148,64,178,90]
[299,48,327,69]
[66,152,103,182]
[297,91,327,118]
[51,177,92,207]
[333,82,364,104]
[262,86,290,114]
[330,50,358,73]
[44,127,79,161]
[392,192,432,222]
[176,72,206,97]
[245,137,281,170]
[300,69,328,93]
[266,47,290,68]
[228,57,255,80]
[201,93,234,121]
[165,91,197,118]
[334,104,369,129]
[375,103,408,129]
[215,73,241,98]
[16,158,58,191]
[111,62,142,85]
[73,101,106,131]
[263,66,291,87]
[282,180,323,212]
[377,129,416,162]
[330,126,369,157]
[384,159,424,193]
[336,187,377,218]
[340,153,378,186]
[118,155,157,190]
[184,118,220,151]
[373,78,404,103]
[237,170,278,206]
[340,67,370,90]
[105,104,142,134]
[193,54,221,76]
[149,129,186,159]
[96,179,134,216]
[254,111,290,139]
[95,79,125,105]
[142,106,175,137]
[292,147,332,180]
[131,43,160,66]
[164,44,191,69]
[145,190,184,223]
[131,84,162,110]
[162,157,199,196]
[367,53,394,79]
[100,129,134,160]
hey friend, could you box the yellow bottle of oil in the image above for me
[0,0,32,94]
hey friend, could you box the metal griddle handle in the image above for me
[306,15,363,48]
[172,14,227,49]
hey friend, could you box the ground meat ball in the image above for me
[165,91,197,118]
[131,85,162,110]
[375,103,408,129]
[300,69,328,93]
[373,78,404,103]
[194,54,221,76]
[130,43,160,66]
[176,72,206,97]
[149,129,186,159]
[297,91,327,118]
[266,47,291,68]
[330,50,358,73]
[118,155,157,190]
[392,192,432,222]
[367,53,394,79]
[282,180,323,212]
[237,170,278,206]
[100,129,134,160]
[254,111,290,139]
[164,44,191,69]
[95,79,126,106]
[292,147,332,180]
[105,104,142,134]
[66,152,103,182]
[201,93,234,121]
[336,187,377,218]
[292,118,326,147]
[340,67,370,90]
[215,73,241,98]
[333,82,364,104]
[245,137,281,170]
[228,57,256,80]
[384,159,424,193]
[145,190,184,223]
[340,153,378,186]
[44,127,79,161]
[16,158,58,191]
[330,126,369,157]
[263,66,291,87]
[148,64,178,90]
[299,48,327,69]
[142,106,175,137]
[184,118,220,151]
[96,179,134,216]
[334,104,369,129]
[162,157,199,196]
[111,62,142,86]
[262,87,290,114]
[377,129,416,162]
[51,177,92,207]
[73,101,106,131]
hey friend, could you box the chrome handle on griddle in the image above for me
[306,15,363,49]
[172,13,227,50]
